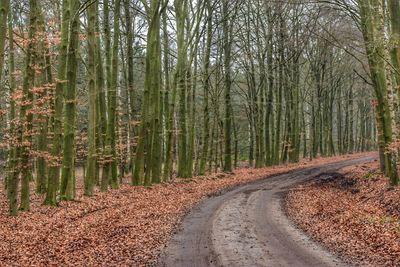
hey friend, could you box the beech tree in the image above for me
[84,0,97,196]
[133,0,164,185]
[3,0,399,216]
[358,0,399,185]
[45,0,70,206]
[6,2,17,215]
[60,0,80,200]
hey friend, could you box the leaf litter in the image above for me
[286,158,400,267]
[0,152,374,266]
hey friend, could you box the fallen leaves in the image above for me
[0,152,374,266]
[286,159,400,267]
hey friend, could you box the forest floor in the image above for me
[159,154,375,267]
[287,159,400,266]
[0,152,375,266]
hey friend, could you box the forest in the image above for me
[0,0,399,266]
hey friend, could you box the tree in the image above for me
[0,0,9,82]
[1,0,393,216]
[45,0,70,205]
[133,0,164,185]
[6,3,18,215]
[124,0,136,174]
[84,0,97,196]
[60,0,81,200]
[175,0,189,178]
[222,0,239,173]
[358,0,399,185]
[19,0,39,211]
[102,0,121,190]
[199,0,213,175]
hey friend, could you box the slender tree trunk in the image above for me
[0,0,9,82]
[103,0,121,189]
[6,7,19,215]
[124,0,136,173]
[187,51,198,178]
[222,0,233,172]
[162,6,176,182]
[161,8,170,181]
[265,13,274,165]
[199,0,212,175]
[35,8,51,194]
[19,0,39,211]
[95,1,106,186]
[101,0,112,190]
[388,0,400,109]
[44,0,70,205]
[176,0,189,178]
[84,0,97,196]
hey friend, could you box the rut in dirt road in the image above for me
[159,156,376,267]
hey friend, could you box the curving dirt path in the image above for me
[159,155,376,267]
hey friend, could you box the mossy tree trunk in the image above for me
[35,8,52,194]
[60,0,80,200]
[19,0,39,211]
[162,6,175,181]
[100,0,112,190]
[133,0,163,185]
[6,6,19,215]
[359,0,399,185]
[0,0,9,82]
[222,0,237,173]
[124,0,136,173]
[84,0,97,196]
[102,0,121,190]
[95,1,106,185]
[199,0,213,176]
[44,0,70,206]
[176,0,189,178]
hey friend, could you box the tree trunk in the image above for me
[103,0,121,189]
[133,0,163,185]
[222,0,233,173]
[0,0,9,82]
[6,6,19,215]
[60,0,80,200]
[199,0,212,175]
[84,0,97,196]
[19,0,39,211]
[44,0,70,206]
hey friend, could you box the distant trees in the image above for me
[0,0,381,215]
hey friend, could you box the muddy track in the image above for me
[158,156,376,267]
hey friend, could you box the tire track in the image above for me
[159,156,376,267]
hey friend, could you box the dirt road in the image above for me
[159,156,376,267]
